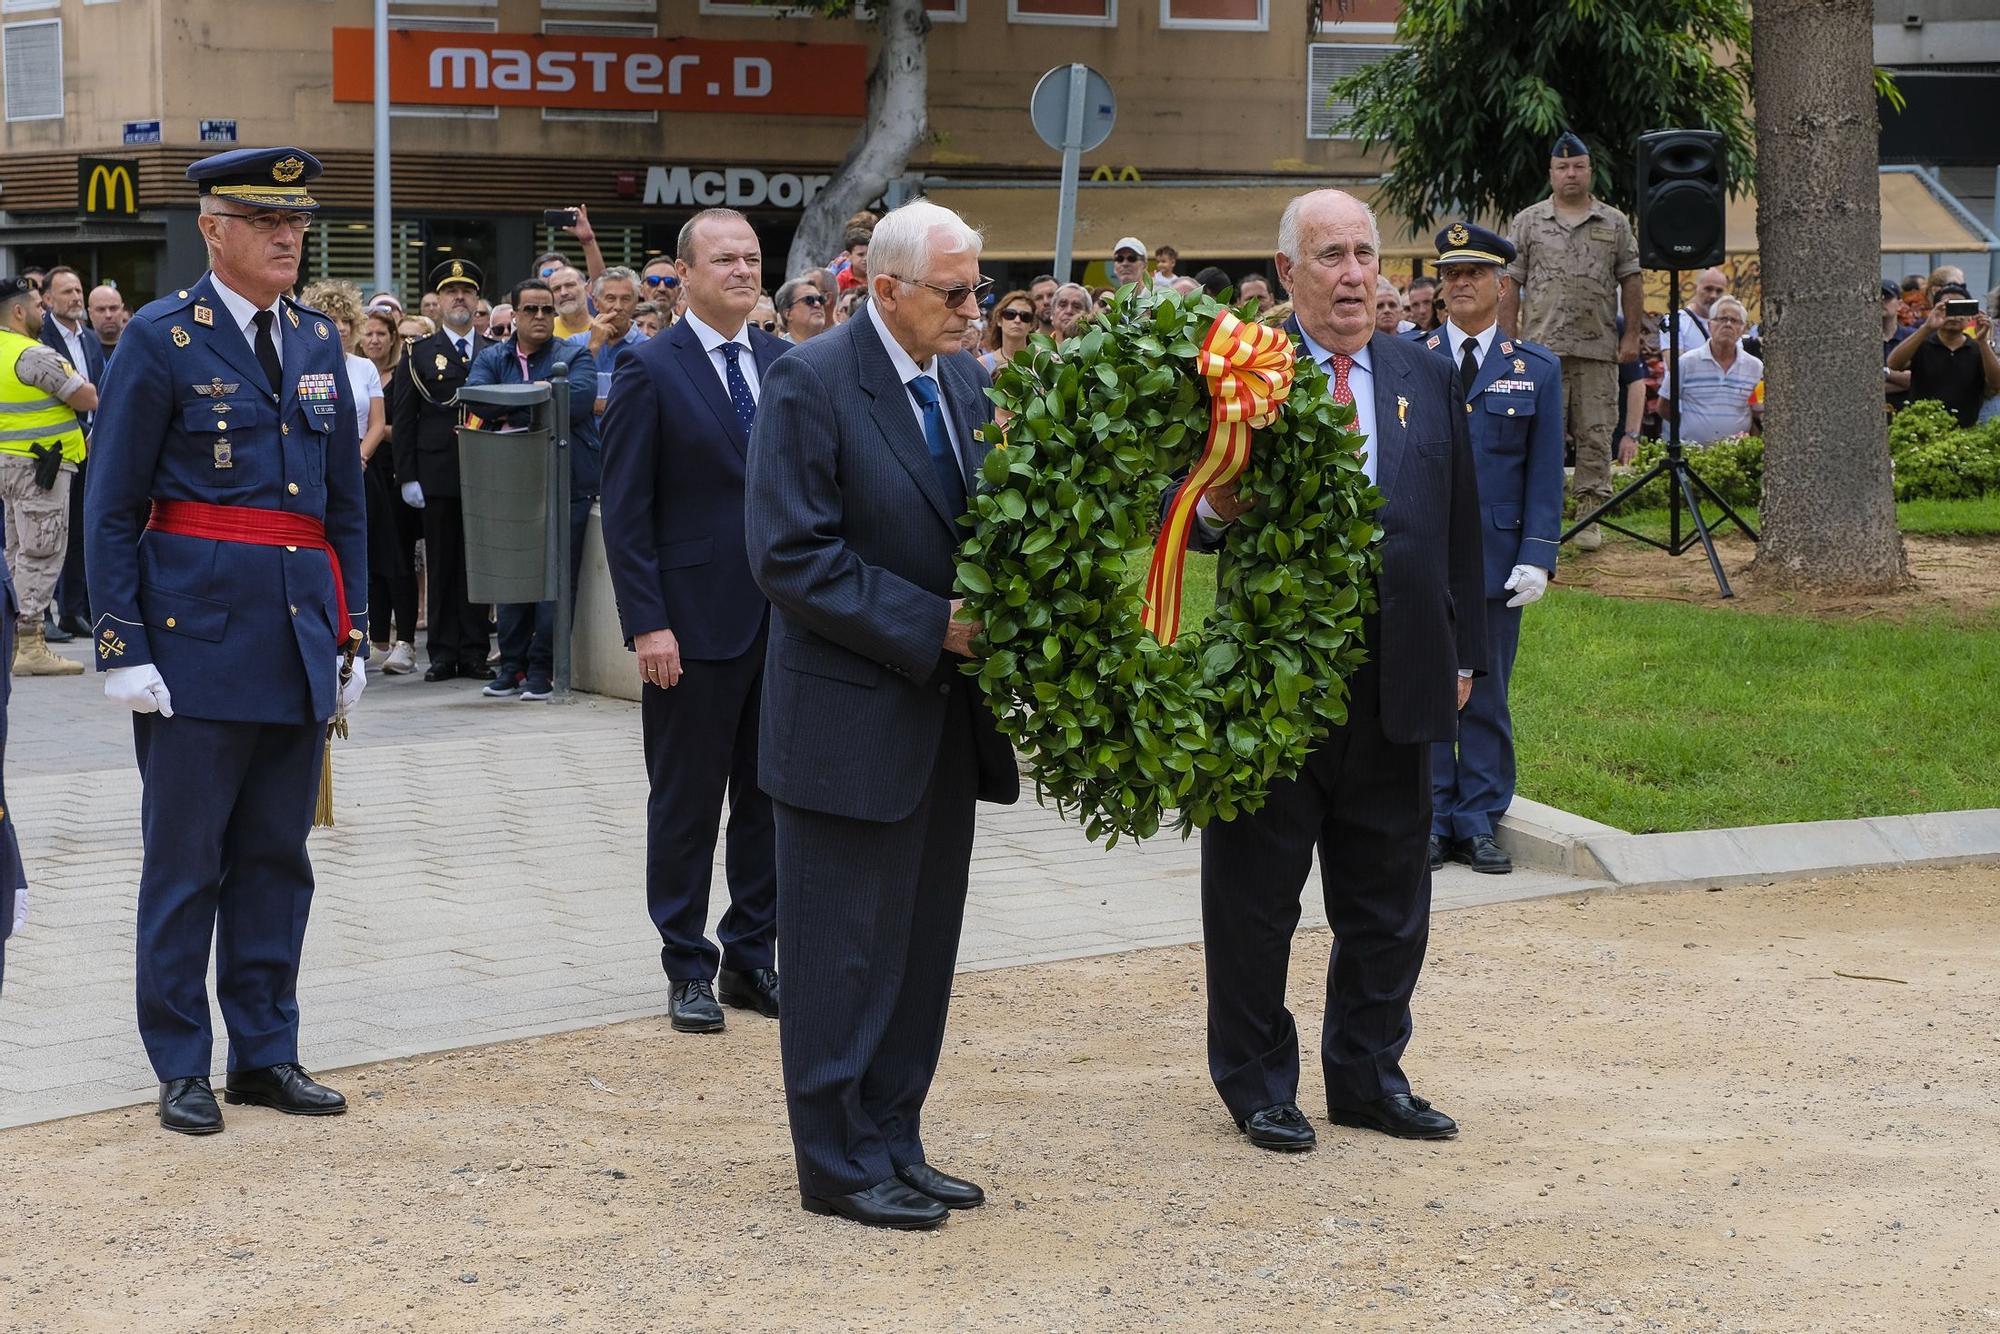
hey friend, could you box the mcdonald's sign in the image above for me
[79,158,140,217]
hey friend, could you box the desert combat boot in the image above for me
[14,619,82,676]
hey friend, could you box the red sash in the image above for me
[146,499,352,642]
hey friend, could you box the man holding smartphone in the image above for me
[1886,282,2000,427]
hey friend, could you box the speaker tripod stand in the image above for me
[1561,265,1758,598]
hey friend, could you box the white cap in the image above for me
[1112,236,1147,258]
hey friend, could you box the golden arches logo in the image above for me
[84,163,137,215]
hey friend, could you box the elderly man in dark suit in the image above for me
[745,199,1020,1231]
[1195,188,1487,1154]
[601,207,784,1034]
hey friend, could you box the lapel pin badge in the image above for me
[170,326,190,348]
[1396,395,1409,428]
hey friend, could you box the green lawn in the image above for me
[1598,495,2000,542]
[1174,551,2000,833]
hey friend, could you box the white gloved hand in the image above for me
[105,664,174,717]
[339,654,366,713]
[400,481,425,509]
[1503,564,1550,609]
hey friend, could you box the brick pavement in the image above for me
[0,642,1600,1128]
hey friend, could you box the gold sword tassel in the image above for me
[314,631,363,828]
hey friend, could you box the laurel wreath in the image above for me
[959,287,1383,845]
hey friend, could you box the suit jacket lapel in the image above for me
[670,320,748,454]
[1370,333,1413,500]
[936,355,988,490]
[279,302,313,417]
[193,275,271,399]
[852,319,960,530]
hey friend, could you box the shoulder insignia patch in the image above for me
[170,326,191,348]
[1499,341,1513,356]
[316,321,330,340]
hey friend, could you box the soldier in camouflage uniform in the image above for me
[1500,133,1643,551]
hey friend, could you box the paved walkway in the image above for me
[0,642,1601,1128]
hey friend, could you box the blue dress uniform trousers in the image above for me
[85,273,367,1080]
[1432,599,1524,840]
[0,572,24,993]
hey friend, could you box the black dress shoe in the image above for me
[223,1062,347,1116]
[59,613,92,638]
[1428,835,1446,871]
[717,966,779,1018]
[802,1178,949,1230]
[896,1162,984,1209]
[669,978,725,1033]
[422,661,459,682]
[1328,1092,1458,1140]
[1236,1101,1317,1152]
[459,664,497,682]
[158,1076,223,1135]
[42,612,74,643]
[1449,834,1513,875]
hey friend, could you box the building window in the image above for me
[389,14,499,119]
[1,0,59,12]
[542,19,659,123]
[542,0,656,9]
[1306,42,1397,141]
[1161,0,1264,29]
[926,0,968,19]
[1009,0,1116,26]
[2,19,62,122]
[698,1,811,16]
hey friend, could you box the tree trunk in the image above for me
[784,0,930,279]
[1747,0,1907,591]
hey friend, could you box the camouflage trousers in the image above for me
[0,455,74,623]
[1561,356,1619,508]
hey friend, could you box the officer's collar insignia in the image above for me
[192,304,214,328]
[285,304,300,329]
[170,326,191,348]
[1513,358,1527,374]
[316,321,330,340]
[1425,335,1440,349]
[1447,223,1470,246]
[272,156,306,184]
[1499,340,1513,355]
[98,628,126,658]
[193,378,241,397]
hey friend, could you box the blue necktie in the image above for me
[906,374,965,513]
[718,341,757,436]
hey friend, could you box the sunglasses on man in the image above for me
[790,293,827,308]
[643,273,681,289]
[515,303,557,317]
[896,275,996,310]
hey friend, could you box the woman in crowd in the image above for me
[834,288,866,325]
[980,288,1037,376]
[774,278,827,344]
[632,302,663,338]
[398,314,435,343]
[749,294,779,335]
[357,306,423,673]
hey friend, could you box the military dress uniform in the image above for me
[84,148,367,1133]
[392,272,492,682]
[1418,224,1565,872]
[0,508,26,991]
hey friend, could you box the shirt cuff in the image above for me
[1457,669,1475,679]
[1195,493,1226,537]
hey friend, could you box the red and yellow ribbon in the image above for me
[1141,311,1295,644]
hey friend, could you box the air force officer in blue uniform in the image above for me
[85,148,368,1135]
[1415,223,1564,875]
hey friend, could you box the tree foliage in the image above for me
[1327,0,1754,231]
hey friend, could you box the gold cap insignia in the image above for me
[450,261,465,279]
[193,304,214,327]
[1447,223,1470,246]
[171,326,191,348]
[316,321,330,340]
[272,156,306,184]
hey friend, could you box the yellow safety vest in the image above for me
[0,327,86,465]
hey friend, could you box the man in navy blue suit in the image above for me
[1194,189,1487,1155]
[1415,223,1565,876]
[745,200,1020,1230]
[86,147,367,1135]
[600,207,783,1035]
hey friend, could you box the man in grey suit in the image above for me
[745,200,1021,1231]
[1197,189,1487,1154]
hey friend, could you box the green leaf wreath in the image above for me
[958,286,1383,846]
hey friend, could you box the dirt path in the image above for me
[3,866,1997,1332]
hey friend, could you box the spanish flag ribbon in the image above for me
[1141,311,1296,644]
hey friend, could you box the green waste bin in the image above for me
[456,383,557,606]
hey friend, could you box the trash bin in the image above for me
[456,382,557,606]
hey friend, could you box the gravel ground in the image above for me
[1,865,1996,1332]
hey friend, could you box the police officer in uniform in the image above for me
[393,261,493,681]
[85,148,369,1135]
[1417,224,1564,875]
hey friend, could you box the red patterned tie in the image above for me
[1329,351,1354,405]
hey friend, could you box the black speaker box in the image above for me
[1636,129,1726,269]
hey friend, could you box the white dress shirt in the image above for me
[51,315,89,376]
[1296,325,1378,485]
[1439,318,1498,380]
[210,273,285,374]
[440,322,477,363]
[865,300,963,462]
[681,308,760,402]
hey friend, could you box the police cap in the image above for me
[187,147,322,212]
[430,259,484,293]
[0,275,33,303]
[1551,131,1589,160]
[1434,221,1515,268]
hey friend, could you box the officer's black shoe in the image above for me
[42,611,74,643]
[159,1076,223,1135]
[1235,1101,1317,1152]
[223,1063,348,1115]
[670,979,725,1033]
[59,612,92,638]
[1428,835,1446,871]
[422,660,459,682]
[459,664,497,682]
[718,966,780,1018]
[1449,834,1513,875]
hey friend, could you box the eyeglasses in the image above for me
[895,275,995,310]
[792,294,827,308]
[643,274,681,288]
[1113,253,1143,263]
[213,210,313,234]
[754,320,778,332]
[998,309,1035,323]
[515,303,556,317]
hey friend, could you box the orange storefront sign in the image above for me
[330,28,865,117]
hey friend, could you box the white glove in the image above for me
[105,664,174,717]
[401,481,425,509]
[1503,564,1550,608]
[339,654,366,713]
